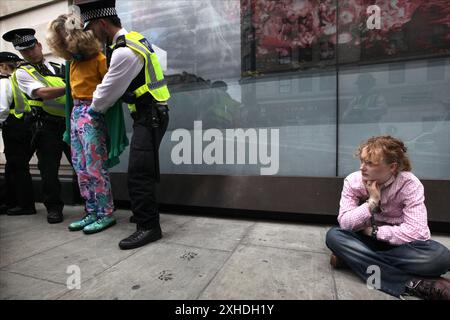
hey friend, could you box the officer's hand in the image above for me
[87,107,102,118]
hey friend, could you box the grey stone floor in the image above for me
[1,203,449,300]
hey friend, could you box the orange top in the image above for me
[70,52,107,100]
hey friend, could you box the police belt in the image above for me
[26,108,64,124]
[131,93,167,121]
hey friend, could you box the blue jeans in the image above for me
[326,227,450,297]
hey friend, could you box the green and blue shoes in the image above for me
[83,215,116,234]
[68,213,97,231]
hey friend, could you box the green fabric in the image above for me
[63,60,129,168]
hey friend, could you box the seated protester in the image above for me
[326,135,450,300]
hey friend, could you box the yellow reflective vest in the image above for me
[19,64,66,117]
[4,73,30,119]
[110,31,170,112]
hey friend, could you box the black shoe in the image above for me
[119,226,162,250]
[47,210,63,224]
[6,206,37,216]
[129,216,137,223]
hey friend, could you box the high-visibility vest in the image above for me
[8,72,31,119]
[19,64,66,117]
[111,31,170,112]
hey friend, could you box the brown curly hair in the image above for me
[47,14,101,61]
[355,136,412,173]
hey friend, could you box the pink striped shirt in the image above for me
[338,171,431,246]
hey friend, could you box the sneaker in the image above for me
[405,277,450,300]
[330,253,348,269]
[68,213,97,231]
[83,216,116,234]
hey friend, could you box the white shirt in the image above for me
[91,28,144,113]
[0,77,13,124]
[15,59,56,99]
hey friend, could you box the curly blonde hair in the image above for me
[47,14,101,61]
[355,135,412,173]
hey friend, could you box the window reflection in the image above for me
[113,0,450,179]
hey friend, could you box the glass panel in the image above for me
[114,0,337,177]
[338,58,450,179]
[112,0,449,180]
[157,70,337,177]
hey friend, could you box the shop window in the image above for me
[299,76,313,92]
[427,60,445,81]
[388,63,405,84]
[279,78,292,94]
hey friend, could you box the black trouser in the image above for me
[128,103,169,229]
[1,114,34,209]
[29,114,71,213]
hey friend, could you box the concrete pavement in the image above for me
[1,204,449,300]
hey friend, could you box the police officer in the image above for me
[3,28,71,223]
[0,51,35,215]
[76,0,170,249]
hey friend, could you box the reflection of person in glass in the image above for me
[326,136,450,300]
[203,81,240,129]
[342,73,387,124]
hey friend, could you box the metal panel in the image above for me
[110,173,450,223]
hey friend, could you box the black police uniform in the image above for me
[3,29,71,221]
[0,52,35,214]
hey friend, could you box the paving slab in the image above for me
[2,223,138,285]
[58,242,230,300]
[242,222,332,253]
[199,245,335,300]
[165,216,254,252]
[0,224,84,268]
[0,271,67,300]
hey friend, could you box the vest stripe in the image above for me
[22,65,49,86]
[122,40,158,84]
[11,74,27,114]
[19,64,66,117]
[111,31,170,108]
[9,72,29,118]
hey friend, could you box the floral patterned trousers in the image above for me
[70,102,114,217]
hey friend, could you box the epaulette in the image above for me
[115,35,127,48]
[19,62,31,68]
[49,61,61,69]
